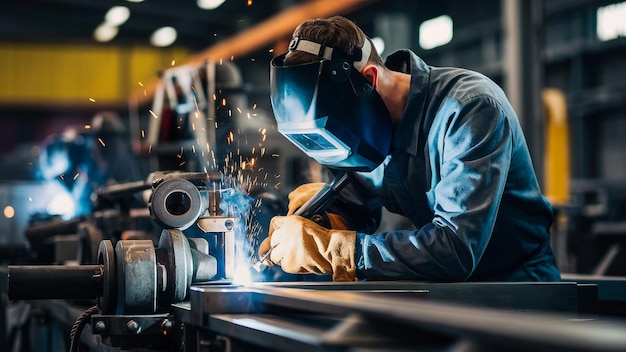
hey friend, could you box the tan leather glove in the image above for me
[258,215,357,282]
[287,183,325,215]
[286,183,349,230]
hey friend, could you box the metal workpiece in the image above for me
[188,286,259,325]
[195,216,236,280]
[196,217,235,233]
[261,281,584,313]
[148,172,238,281]
[184,283,626,352]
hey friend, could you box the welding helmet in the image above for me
[270,37,392,172]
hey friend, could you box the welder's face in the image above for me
[270,54,392,172]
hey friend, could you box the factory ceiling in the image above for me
[0,0,378,51]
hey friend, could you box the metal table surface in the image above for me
[169,281,626,352]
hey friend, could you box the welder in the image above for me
[36,111,141,218]
[259,16,561,282]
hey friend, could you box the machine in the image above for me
[5,171,249,350]
[5,172,626,351]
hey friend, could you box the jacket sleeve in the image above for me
[356,96,513,281]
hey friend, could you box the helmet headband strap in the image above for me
[289,36,372,72]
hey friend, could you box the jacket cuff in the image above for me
[355,232,367,279]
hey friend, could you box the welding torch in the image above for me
[257,171,352,265]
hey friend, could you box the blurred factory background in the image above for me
[0,0,626,351]
[1,0,624,274]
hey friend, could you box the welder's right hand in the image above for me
[258,215,357,281]
[286,183,349,230]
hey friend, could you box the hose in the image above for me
[69,305,100,352]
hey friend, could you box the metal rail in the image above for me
[186,283,626,352]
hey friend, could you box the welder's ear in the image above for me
[360,65,378,89]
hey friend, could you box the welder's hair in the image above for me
[284,16,384,68]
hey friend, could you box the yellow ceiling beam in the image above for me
[131,0,376,105]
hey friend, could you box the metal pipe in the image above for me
[7,265,102,300]
[24,216,85,244]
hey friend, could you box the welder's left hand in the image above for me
[258,215,356,282]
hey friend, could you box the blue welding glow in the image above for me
[46,192,77,220]
[34,129,106,218]
[219,186,257,283]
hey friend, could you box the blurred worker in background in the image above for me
[259,16,561,282]
[36,111,141,218]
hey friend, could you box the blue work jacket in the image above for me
[342,50,561,282]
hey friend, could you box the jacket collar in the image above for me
[385,49,430,156]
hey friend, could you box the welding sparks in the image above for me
[89,98,96,103]
[171,60,176,66]
[98,138,106,147]
[247,0,252,5]
[133,61,289,281]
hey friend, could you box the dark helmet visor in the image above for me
[270,53,391,172]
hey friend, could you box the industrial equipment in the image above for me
[5,172,626,351]
[6,171,247,350]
